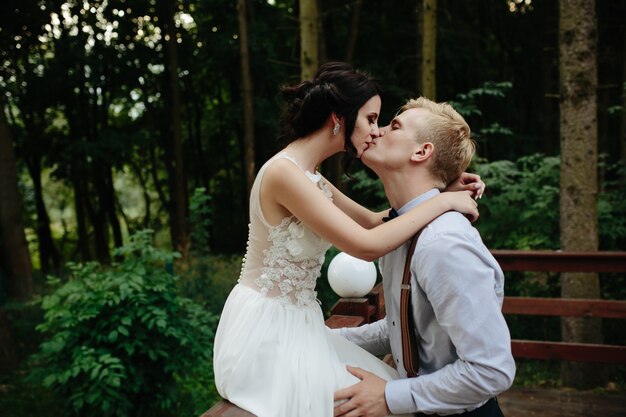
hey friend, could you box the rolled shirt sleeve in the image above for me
[333,318,391,357]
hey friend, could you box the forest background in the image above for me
[0,0,625,416]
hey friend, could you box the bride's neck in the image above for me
[283,133,343,172]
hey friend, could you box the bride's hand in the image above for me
[446,172,485,200]
[443,190,479,222]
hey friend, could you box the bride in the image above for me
[213,62,482,417]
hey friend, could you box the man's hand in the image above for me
[334,366,391,417]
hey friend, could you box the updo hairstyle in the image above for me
[279,62,381,157]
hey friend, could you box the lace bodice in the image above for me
[237,153,332,307]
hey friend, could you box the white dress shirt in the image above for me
[338,189,516,415]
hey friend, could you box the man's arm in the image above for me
[385,229,516,415]
[333,318,391,357]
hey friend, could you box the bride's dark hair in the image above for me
[279,62,381,164]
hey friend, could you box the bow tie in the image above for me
[382,208,399,222]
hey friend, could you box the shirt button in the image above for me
[392,321,395,326]
[396,359,400,363]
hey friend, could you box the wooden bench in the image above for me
[201,250,626,416]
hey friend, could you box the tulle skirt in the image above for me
[213,284,400,417]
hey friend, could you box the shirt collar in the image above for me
[396,188,441,216]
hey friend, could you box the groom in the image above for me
[333,98,515,416]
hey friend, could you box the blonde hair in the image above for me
[400,97,476,188]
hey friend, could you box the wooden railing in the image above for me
[331,250,626,364]
[494,250,626,363]
[201,250,626,416]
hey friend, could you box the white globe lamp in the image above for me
[327,252,378,298]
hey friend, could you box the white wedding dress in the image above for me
[213,153,402,417]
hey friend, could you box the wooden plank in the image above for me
[325,314,364,329]
[511,340,626,363]
[200,400,256,417]
[492,250,626,272]
[503,297,626,318]
[330,298,373,323]
[367,283,386,320]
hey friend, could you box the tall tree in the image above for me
[345,0,363,64]
[0,99,33,300]
[237,0,256,199]
[300,0,319,80]
[558,0,604,388]
[622,27,626,168]
[161,0,189,254]
[420,0,437,99]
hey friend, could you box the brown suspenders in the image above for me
[400,232,422,378]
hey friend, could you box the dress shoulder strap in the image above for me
[249,152,302,228]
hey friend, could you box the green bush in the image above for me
[31,230,218,417]
[473,154,561,250]
[189,187,213,256]
[177,254,243,316]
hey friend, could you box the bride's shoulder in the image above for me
[263,155,302,181]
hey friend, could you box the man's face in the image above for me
[361,107,430,170]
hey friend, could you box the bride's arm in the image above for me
[263,160,478,261]
[321,172,485,229]
[321,177,386,229]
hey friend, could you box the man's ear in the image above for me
[410,142,434,162]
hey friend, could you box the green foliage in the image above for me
[0,371,63,417]
[30,230,218,417]
[318,246,342,317]
[177,254,243,316]
[174,357,220,416]
[512,360,562,388]
[473,154,561,249]
[598,160,626,250]
[343,169,388,215]
[448,81,513,118]
[189,187,213,256]
[473,154,626,252]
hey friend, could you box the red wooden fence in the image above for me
[495,250,626,363]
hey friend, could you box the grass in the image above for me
[512,359,626,393]
[0,371,63,417]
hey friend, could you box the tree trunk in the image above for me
[541,0,559,156]
[26,156,60,272]
[129,160,152,231]
[318,0,327,64]
[71,162,91,262]
[300,0,319,80]
[416,0,424,94]
[103,164,123,249]
[87,166,110,264]
[0,100,33,301]
[345,0,363,64]
[0,310,17,373]
[161,0,189,255]
[21,110,60,272]
[421,0,437,100]
[621,26,626,168]
[558,0,604,388]
[237,0,256,200]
